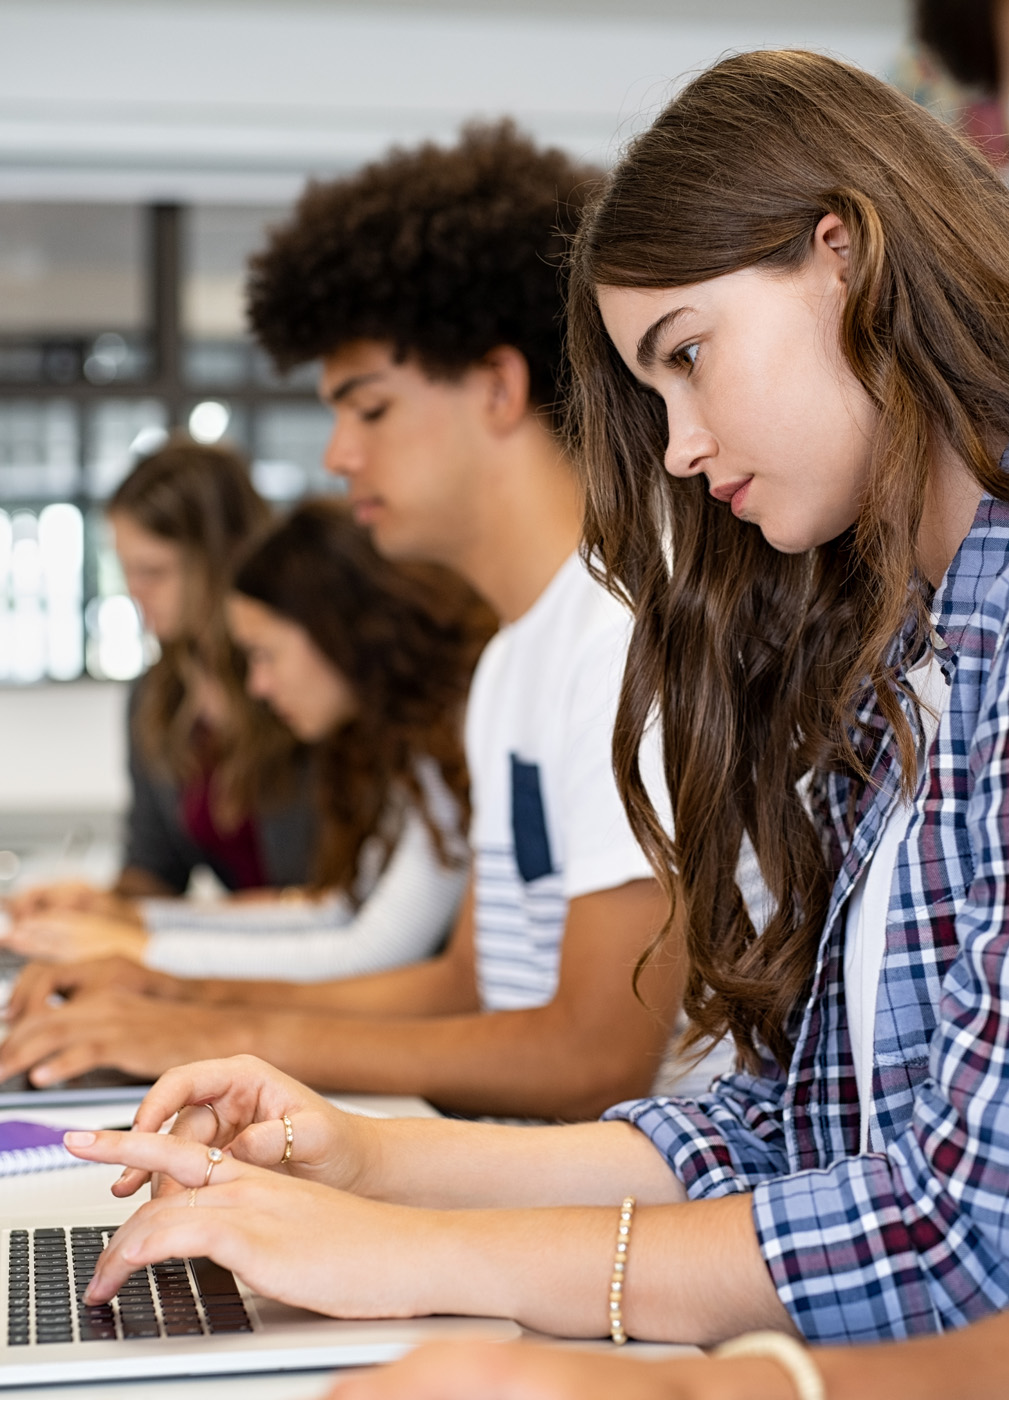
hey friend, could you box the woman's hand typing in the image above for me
[1,911,148,964]
[4,881,140,924]
[62,1129,442,1323]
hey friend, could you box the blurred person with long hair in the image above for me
[6,438,316,925]
[893,0,1008,170]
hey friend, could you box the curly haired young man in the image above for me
[3,125,721,1119]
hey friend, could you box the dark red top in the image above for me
[180,750,266,891]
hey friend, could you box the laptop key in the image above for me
[163,1318,204,1336]
[207,1316,253,1334]
[77,1300,117,1341]
[120,1318,160,1339]
[190,1257,242,1301]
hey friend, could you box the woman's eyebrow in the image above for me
[637,306,691,370]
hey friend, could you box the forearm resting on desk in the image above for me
[122,1055,680,1207]
[8,903,478,1019]
[211,972,670,1117]
[175,949,474,1016]
[172,882,479,1014]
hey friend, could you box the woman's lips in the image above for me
[730,479,752,517]
[710,476,753,517]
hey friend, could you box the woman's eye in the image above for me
[359,404,388,423]
[665,342,699,374]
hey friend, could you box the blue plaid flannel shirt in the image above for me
[604,491,1008,1343]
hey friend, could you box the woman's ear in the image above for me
[475,345,532,434]
[813,211,851,280]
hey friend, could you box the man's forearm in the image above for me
[180,884,479,1017]
[205,998,667,1120]
[182,949,473,1017]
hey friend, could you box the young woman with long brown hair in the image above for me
[7,438,315,921]
[28,49,1010,1359]
[6,498,493,982]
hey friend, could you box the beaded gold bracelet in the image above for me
[608,1195,636,1344]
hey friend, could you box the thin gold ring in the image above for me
[200,1102,222,1137]
[203,1145,224,1186]
[279,1114,294,1166]
[176,1101,222,1139]
[187,1187,198,1208]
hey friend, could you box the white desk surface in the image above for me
[2,1094,698,1397]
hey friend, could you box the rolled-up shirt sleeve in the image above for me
[603,1067,790,1197]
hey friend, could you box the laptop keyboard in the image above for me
[8,1227,253,1347]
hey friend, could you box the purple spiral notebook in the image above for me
[0,1120,83,1175]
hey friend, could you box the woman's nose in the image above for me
[663,419,715,480]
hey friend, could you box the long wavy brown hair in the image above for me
[108,436,299,828]
[568,50,1008,1072]
[233,499,496,895]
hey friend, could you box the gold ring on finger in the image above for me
[203,1145,224,1186]
[187,1188,198,1208]
[279,1114,294,1166]
[177,1101,222,1140]
[200,1102,222,1137]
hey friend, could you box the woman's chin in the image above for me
[757,522,824,556]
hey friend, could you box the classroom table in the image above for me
[2,1092,699,1398]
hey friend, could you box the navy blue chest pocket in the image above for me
[510,754,555,883]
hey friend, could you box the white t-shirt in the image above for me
[466,551,760,1097]
[844,646,950,1149]
[466,552,661,1012]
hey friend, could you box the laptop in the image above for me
[0,1067,152,1109]
[0,1204,520,1386]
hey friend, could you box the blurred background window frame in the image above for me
[0,202,336,687]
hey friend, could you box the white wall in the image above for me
[0,681,128,813]
[0,0,907,202]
